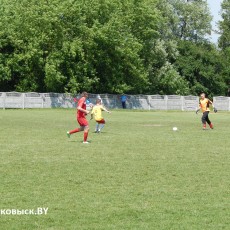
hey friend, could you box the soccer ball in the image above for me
[172,127,178,131]
[88,103,94,108]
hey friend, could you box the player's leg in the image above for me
[67,127,82,136]
[95,122,99,133]
[70,117,89,143]
[205,112,213,129]
[67,118,84,138]
[209,123,214,129]
[201,112,207,129]
[79,118,89,143]
[122,101,126,109]
[83,125,89,143]
[97,119,105,133]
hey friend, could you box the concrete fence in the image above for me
[213,96,230,111]
[0,92,229,111]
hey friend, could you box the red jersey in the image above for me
[77,97,86,118]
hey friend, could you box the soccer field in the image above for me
[0,109,229,229]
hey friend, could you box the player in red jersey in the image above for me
[67,92,90,143]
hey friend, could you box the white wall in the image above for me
[0,92,229,111]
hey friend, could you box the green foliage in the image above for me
[156,62,190,95]
[219,0,230,49]
[218,0,230,90]
[175,41,228,96]
[147,39,189,95]
[0,0,228,95]
[169,0,212,41]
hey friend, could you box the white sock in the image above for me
[99,124,105,131]
[95,123,99,131]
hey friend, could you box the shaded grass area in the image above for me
[0,109,229,229]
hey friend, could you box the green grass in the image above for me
[0,109,229,230]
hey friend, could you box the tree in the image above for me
[175,41,228,96]
[0,0,227,96]
[219,0,230,49]
[166,0,212,42]
[0,0,162,94]
[218,0,230,94]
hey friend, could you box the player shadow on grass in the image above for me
[92,131,108,134]
[68,140,92,143]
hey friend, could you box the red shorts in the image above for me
[96,119,105,124]
[77,117,89,127]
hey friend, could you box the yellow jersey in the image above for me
[91,105,104,121]
[199,98,211,113]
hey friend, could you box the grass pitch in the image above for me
[0,109,229,229]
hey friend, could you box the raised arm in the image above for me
[102,106,111,113]
[209,99,217,113]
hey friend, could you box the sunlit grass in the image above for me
[0,109,229,229]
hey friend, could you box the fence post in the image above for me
[3,92,6,110]
[42,93,44,108]
[114,95,116,108]
[147,95,151,110]
[165,95,168,110]
[229,97,230,111]
[22,93,25,109]
[181,96,184,111]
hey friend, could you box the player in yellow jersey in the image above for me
[91,99,111,133]
[196,93,217,130]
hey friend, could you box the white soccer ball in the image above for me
[89,103,94,108]
[172,127,178,131]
